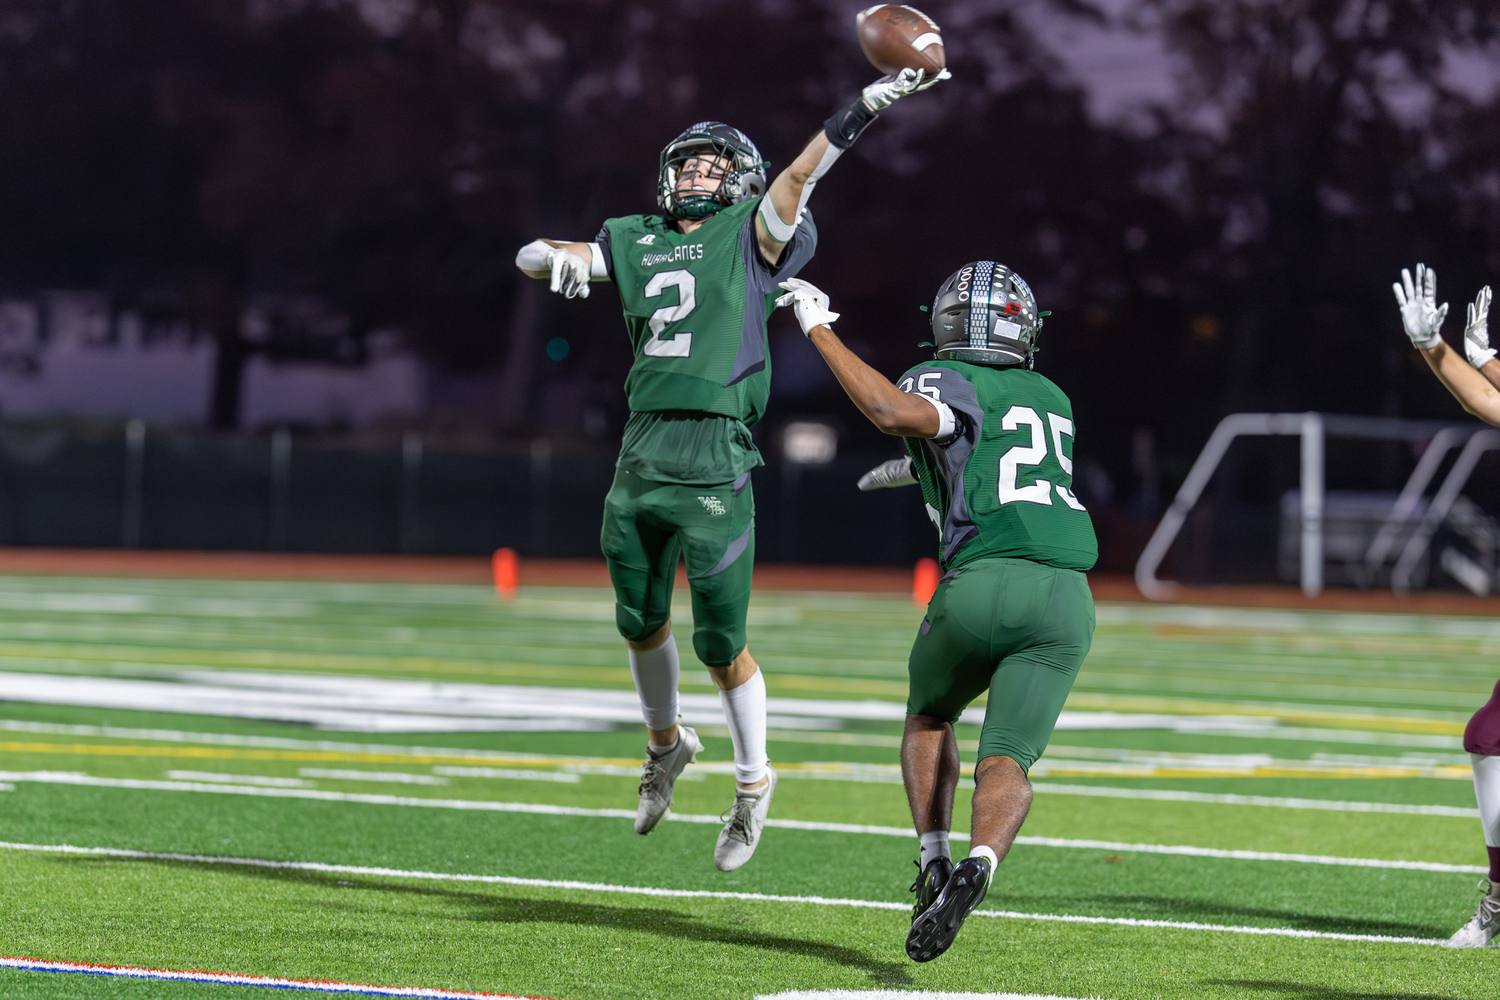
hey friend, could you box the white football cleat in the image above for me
[1446,880,1500,947]
[713,766,777,872]
[634,725,704,835]
[857,456,916,491]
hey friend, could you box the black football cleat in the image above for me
[910,856,953,920]
[905,855,991,962]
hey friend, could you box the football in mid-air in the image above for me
[856,5,945,78]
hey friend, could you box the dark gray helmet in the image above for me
[931,261,1042,367]
[657,122,768,221]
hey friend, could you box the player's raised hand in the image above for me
[1464,285,1496,369]
[857,457,917,491]
[1392,263,1447,349]
[776,278,840,336]
[860,66,950,111]
[548,248,591,299]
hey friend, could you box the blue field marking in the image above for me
[0,956,554,998]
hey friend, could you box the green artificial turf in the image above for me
[0,575,1496,998]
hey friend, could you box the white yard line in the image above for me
[0,842,1447,948]
[0,772,1481,873]
[1031,782,1480,817]
[758,994,1105,1000]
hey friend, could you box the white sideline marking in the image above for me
[0,674,1432,737]
[1031,782,1480,818]
[0,770,1481,873]
[759,994,1103,1000]
[0,842,1445,948]
[165,770,312,788]
[0,955,545,997]
[432,766,580,784]
[299,769,450,786]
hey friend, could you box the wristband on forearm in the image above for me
[824,98,878,150]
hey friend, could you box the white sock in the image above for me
[968,845,998,885]
[919,830,951,869]
[628,633,680,732]
[719,668,768,786]
[1472,754,1500,849]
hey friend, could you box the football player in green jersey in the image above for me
[777,264,1097,960]
[515,68,947,871]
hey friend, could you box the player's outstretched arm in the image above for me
[1419,338,1500,425]
[1396,266,1500,426]
[1458,284,1500,392]
[515,239,608,299]
[776,279,941,439]
[755,67,948,265]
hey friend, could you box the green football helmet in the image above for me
[657,122,768,221]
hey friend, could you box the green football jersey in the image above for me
[900,361,1098,572]
[595,197,817,484]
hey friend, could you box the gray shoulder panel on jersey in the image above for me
[727,209,819,387]
[908,366,984,563]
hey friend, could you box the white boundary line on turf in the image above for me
[0,955,549,998]
[1030,782,1479,818]
[757,993,1107,1000]
[0,842,1445,948]
[0,773,1481,874]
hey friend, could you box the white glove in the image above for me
[858,457,917,491]
[1392,263,1447,349]
[548,248,590,299]
[860,66,952,112]
[1464,285,1495,368]
[775,278,840,336]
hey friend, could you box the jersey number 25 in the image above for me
[642,269,695,357]
[999,405,1086,511]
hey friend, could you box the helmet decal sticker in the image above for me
[966,260,995,349]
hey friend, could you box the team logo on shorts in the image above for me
[697,496,726,516]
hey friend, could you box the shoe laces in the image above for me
[1478,891,1500,926]
[639,753,668,796]
[719,791,757,843]
[908,859,922,896]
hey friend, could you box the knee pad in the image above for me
[616,603,670,644]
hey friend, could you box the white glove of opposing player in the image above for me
[1392,263,1447,349]
[858,456,917,491]
[860,66,952,112]
[1464,285,1495,368]
[776,278,840,336]
[548,248,590,299]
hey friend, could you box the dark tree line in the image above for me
[0,0,1497,507]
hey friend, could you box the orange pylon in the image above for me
[913,557,939,607]
[493,548,519,600]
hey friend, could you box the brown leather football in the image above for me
[856,4,945,77]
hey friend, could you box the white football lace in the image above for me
[720,795,756,843]
[1476,893,1500,928]
[639,755,669,796]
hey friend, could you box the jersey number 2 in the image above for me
[642,269,695,357]
[998,405,1086,510]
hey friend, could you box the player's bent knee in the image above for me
[616,606,671,644]
[692,628,744,668]
[975,753,1032,784]
[976,738,1042,774]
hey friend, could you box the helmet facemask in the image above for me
[657,122,768,221]
[930,261,1043,369]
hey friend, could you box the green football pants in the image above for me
[907,556,1095,771]
[600,467,755,667]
